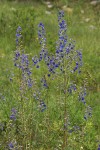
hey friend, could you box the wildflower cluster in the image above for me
[38,23,48,61]
[33,91,46,112]
[78,87,87,104]
[10,108,17,121]
[68,83,76,94]
[14,26,33,89]
[84,105,92,120]
[32,10,92,122]
[16,26,22,47]
[6,10,93,149]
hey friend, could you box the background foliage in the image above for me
[0,0,100,149]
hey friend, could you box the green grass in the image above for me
[0,0,100,149]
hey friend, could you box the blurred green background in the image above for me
[0,0,100,149]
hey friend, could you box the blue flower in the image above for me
[84,106,92,120]
[68,84,76,94]
[10,114,16,121]
[98,145,100,150]
[10,108,17,121]
[39,101,46,112]
[8,142,14,149]
[16,26,22,47]
[8,141,16,150]
[78,88,86,105]
[41,77,48,88]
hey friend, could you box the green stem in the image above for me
[62,56,68,149]
[63,74,67,149]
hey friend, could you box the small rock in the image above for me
[45,11,51,15]
[45,1,51,5]
[62,6,73,15]
[81,10,84,14]
[80,146,83,149]
[62,5,67,9]
[89,25,96,30]
[85,18,90,22]
[47,4,53,8]
[90,1,98,6]
[11,7,16,12]
[0,53,5,58]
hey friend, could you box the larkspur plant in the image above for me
[0,11,95,150]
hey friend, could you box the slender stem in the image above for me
[46,88,50,149]
[62,57,68,150]
[63,75,67,149]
